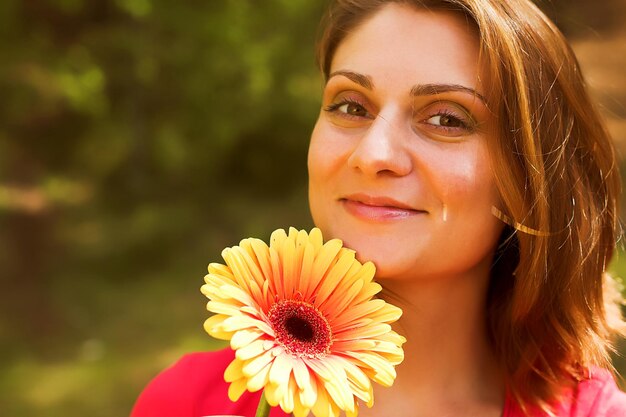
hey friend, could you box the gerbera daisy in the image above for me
[201,227,405,417]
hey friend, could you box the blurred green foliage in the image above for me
[0,1,625,416]
[0,1,323,416]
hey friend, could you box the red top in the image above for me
[131,348,289,417]
[131,348,626,417]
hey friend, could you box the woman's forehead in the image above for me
[330,4,485,96]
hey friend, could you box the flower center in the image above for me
[285,316,314,341]
[268,300,332,358]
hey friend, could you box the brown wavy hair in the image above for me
[316,0,625,412]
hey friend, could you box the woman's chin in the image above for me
[349,245,415,280]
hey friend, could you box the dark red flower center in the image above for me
[268,300,332,358]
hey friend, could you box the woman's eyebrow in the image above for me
[326,72,486,105]
[410,83,487,104]
[327,70,373,90]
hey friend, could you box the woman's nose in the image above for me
[347,115,413,178]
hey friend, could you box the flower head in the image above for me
[201,227,405,417]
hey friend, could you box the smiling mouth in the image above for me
[340,196,427,221]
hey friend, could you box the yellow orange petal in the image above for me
[203,315,234,340]
[279,376,298,413]
[321,357,355,412]
[293,390,312,417]
[222,248,256,294]
[369,303,403,323]
[351,281,383,305]
[246,361,271,392]
[220,314,274,336]
[306,239,343,298]
[330,299,385,329]
[233,245,267,293]
[242,348,275,377]
[298,242,315,296]
[314,249,356,308]
[332,317,374,335]
[335,356,372,393]
[270,228,288,248]
[203,313,227,329]
[224,358,244,382]
[262,279,273,310]
[293,359,317,408]
[227,377,247,402]
[303,357,333,382]
[269,245,284,299]
[264,382,281,407]
[335,323,392,341]
[202,272,234,289]
[352,260,376,282]
[377,330,407,346]
[365,384,374,407]
[208,262,235,278]
[312,386,341,417]
[305,358,353,412]
[213,283,255,307]
[230,328,264,350]
[331,339,376,352]
[291,230,309,292]
[244,279,265,311]
[347,379,371,405]
[345,351,397,387]
[295,228,310,247]
[269,352,295,388]
[321,278,363,319]
[281,235,298,299]
[235,338,273,361]
[321,258,363,302]
[372,339,405,356]
[308,228,324,254]
[346,401,359,417]
[204,328,232,340]
[249,237,273,275]
[286,226,299,242]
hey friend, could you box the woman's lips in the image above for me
[340,196,426,221]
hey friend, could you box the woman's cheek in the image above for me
[434,151,497,216]
[309,125,353,180]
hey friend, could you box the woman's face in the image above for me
[308,4,504,281]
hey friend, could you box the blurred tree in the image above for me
[0,0,326,349]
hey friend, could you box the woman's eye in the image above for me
[324,99,372,119]
[337,102,368,117]
[417,105,476,137]
[425,114,465,128]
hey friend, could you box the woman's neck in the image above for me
[364,267,504,417]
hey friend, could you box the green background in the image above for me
[1,1,625,416]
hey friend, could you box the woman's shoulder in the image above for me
[130,348,235,417]
[568,367,626,416]
[505,367,626,417]
[130,347,288,417]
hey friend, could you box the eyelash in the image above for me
[324,98,371,118]
[421,109,475,133]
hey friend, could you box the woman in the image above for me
[131,0,626,416]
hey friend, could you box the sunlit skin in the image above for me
[308,4,505,417]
